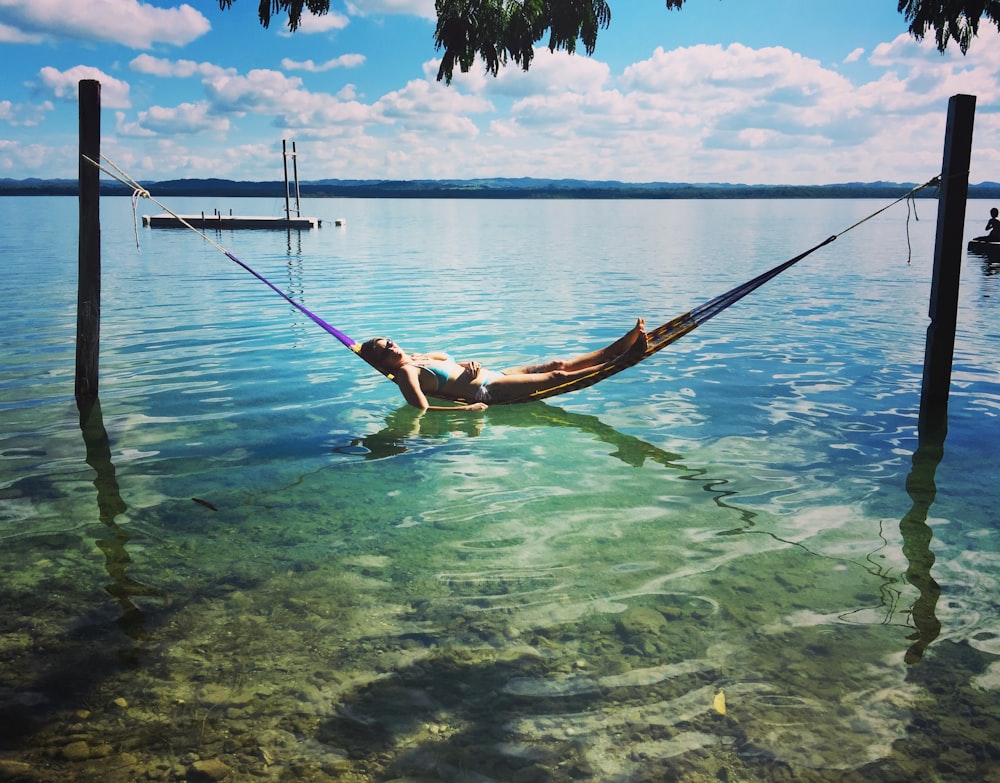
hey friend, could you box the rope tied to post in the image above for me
[84,154,151,249]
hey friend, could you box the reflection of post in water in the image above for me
[899,408,945,664]
[900,94,971,663]
[77,396,163,644]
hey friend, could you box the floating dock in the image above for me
[144,139,321,230]
[143,213,320,230]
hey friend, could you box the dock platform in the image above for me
[143,213,320,230]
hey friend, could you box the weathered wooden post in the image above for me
[920,93,976,430]
[76,79,101,398]
[898,94,976,663]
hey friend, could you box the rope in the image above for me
[831,176,940,239]
[82,154,360,352]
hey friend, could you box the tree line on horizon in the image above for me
[5,177,1000,200]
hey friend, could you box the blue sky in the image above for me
[1,0,998,184]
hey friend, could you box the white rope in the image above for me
[81,154,232,257]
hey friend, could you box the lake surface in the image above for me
[1,194,998,782]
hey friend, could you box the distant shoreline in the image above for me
[3,177,999,200]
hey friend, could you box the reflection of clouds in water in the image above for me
[932,548,1000,654]
[972,661,1000,691]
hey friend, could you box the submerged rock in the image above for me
[59,741,91,761]
[616,606,667,639]
[187,758,232,781]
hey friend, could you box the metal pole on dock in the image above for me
[282,139,291,220]
[76,79,101,399]
[920,93,976,430]
[292,141,302,217]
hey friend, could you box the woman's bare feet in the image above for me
[621,317,648,356]
[505,318,648,375]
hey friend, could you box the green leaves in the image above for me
[433,1,615,83]
[217,0,332,32]
[217,0,1000,83]
[898,0,1000,53]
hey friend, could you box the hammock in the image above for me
[87,155,939,407]
[490,234,837,404]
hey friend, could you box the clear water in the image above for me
[1,195,998,782]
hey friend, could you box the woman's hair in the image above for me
[358,337,387,365]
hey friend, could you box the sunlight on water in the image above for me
[1,196,998,781]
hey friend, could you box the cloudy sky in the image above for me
[1,0,998,185]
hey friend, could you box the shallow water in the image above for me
[1,195,998,782]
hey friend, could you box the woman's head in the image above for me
[359,337,401,369]
[992,207,998,218]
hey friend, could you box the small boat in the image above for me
[967,239,1000,255]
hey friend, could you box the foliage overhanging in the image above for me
[218,0,1000,83]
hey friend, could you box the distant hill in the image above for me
[3,176,1000,199]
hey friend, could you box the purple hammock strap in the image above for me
[224,251,358,351]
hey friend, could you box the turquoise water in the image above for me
[1,195,998,781]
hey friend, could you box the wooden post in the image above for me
[920,94,976,424]
[76,79,101,399]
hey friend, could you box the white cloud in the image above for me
[279,9,349,34]
[0,0,210,48]
[0,98,52,126]
[861,29,1000,113]
[844,48,864,63]
[17,17,1000,185]
[405,30,999,185]
[201,68,377,128]
[0,139,73,175]
[346,0,435,21]
[488,48,612,98]
[130,54,235,80]
[0,19,40,42]
[114,111,155,138]
[37,65,131,109]
[375,78,490,136]
[281,54,366,72]
[22,99,51,127]
[133,101,229,135]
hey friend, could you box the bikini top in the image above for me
[410,357,453,390]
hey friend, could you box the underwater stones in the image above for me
[617,606,667,637]
[616,605,672,657]
[510,762,551,783]
[187,757,232,781]
[0,760,33,778]
[59,740,92,761]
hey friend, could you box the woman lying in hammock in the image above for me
[358,319,648,411]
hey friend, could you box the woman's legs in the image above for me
[482,320,648,402]
[481,365,612,403]
[505,318,647,374]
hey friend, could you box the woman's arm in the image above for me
[395,365,487,412]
